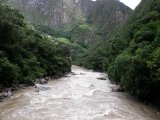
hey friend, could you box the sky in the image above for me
[119,0,141,10]
[92,0,141,10]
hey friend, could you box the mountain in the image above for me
[3,0,160,107]
[7,0,133,63]
[86,0,132,32]
[79,0,160,105]
[7,0,89,28]
[7,0,132,32]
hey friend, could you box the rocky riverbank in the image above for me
[0,74,65,101]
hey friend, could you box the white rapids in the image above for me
[0,65,160,120]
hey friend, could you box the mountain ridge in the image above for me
[7,0,132,32]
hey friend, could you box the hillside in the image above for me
[2,0,160,107]
[79,0,160,105]
[7,0,132,31]
[0,1,71,87]
[7,0,132,63]
[87,0,132,32]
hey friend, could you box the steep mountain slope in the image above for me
[7,0,91,28]
[67,0,132,48]
[80,0,160,105]
[7,0,132,32]
[7,0,133,64]
[8,0,76,28]
[87,0,132,33]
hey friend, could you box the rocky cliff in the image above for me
[8,0,73,28]
[88,0,132,32]
[7,0,132,31]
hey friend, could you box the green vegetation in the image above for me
[31,23,87,65]
[56,37,86,64]
[3,0,160,106]
[6,0,132,71]
[32,24,71,39]
[0,2,71,86]
[70,23,92,48]
[108,1,160,104]
[78,0,160,105]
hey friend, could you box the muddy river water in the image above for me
[0,65,160,120]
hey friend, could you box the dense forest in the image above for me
[78,0,160,105]
[0,1,71,87]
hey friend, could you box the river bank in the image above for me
[0,65,160,120]
[0,73,67,100]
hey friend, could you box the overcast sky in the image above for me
[92,0,141,10]
[119,0,141,9]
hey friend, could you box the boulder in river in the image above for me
[0,86,12,99]
[112,85,124,92]
[7,91,12,97]
[11,84,19,90]
[34,79,40,84]
[70,72,77,75]
[39,79,48,84]
[2,92,8,97]
[80,73,85,75]
[35,84,51,91]
[97,77,107,80]
[44,77,51,81]
[51,75,59,79]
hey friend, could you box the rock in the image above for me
[51,75,59,79]
[44,77,51,81]
[156,112,160,115]
[7,91,12,98]
[143,100,153,106]
[0,93,3,98]
[112,85,124,92]
[0,91,12,98]
[35,84,51,91]
[80,73,85,75]
[34,89,39,93]
[2,92,8,97]
[11,84,19,90]
[97,77,107,80]
[20,84,27,89]
[11,87,15,91]
[29,80,35,86]
[71,72,77,75]
[0,89,3,92]
[4,88,11,92]
[34,79,40,84]
[39,79,48,84]
[19,84,26,88]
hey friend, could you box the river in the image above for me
[0,65,160,120]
